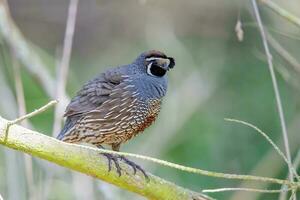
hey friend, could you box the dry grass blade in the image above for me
[11,49,35,200]
[280,150,300,200]
[230,114,300,200]
[203,187,291,193]
[0,0,56,97]
[251,0,294,188]
[52,0,78,136]
[225,118,299,180]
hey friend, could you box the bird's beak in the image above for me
[167,57,175,69]
[158,58,175,71]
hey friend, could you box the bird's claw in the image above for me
[120,156,149,180]
[102,153,122,176]
[101,153,149,180]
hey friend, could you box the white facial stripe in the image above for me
[147,62,155,76]
[146,57,158,61]
[146,57,170,67]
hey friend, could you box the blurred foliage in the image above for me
[1,0,300,200]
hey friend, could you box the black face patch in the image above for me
[149,63,166,77]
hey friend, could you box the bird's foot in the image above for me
[101,153,149,180]
[101,153,122,176]
[119,156,149,180]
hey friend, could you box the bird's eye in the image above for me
[147,63,166,77]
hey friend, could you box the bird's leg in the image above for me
[111,143,149,180]
[98,145,122,176]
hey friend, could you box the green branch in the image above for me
[0,116,212,200]
[1,101,298,196]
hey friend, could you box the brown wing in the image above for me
[57,69,127,140]
[64,70,126,117]
[66,83,162,146]
[68,79,140,144]
[59,70,162,146]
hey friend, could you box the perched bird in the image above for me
[57,50,175,177]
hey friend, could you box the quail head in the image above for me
[57,50,175,177]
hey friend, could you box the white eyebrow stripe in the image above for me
[146,57,170,66]
[146,57,158,61]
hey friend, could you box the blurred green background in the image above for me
[0,0,300,199]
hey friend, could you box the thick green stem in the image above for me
[0,116,212,200]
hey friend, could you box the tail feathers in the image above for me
[56,117,79,140]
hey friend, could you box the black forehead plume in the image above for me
[145,50,167,59]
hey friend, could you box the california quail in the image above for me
[57,50,175,177]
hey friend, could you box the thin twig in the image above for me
[292,150,300,173]
[58,143,297,188]
[259,0,300,28]
[11,51,29,128]
[289,189,296,200]
[225,118,299,181]
[280,149,300,200]
[251,0,294,185]
[10,100,57,125]
[203,187,292,193]
[4,100,57,141]
[52,0,78,136]
[49,1,93,199]
[0,62,27,200]
[230,115,300,200]
[0,193,3,200]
